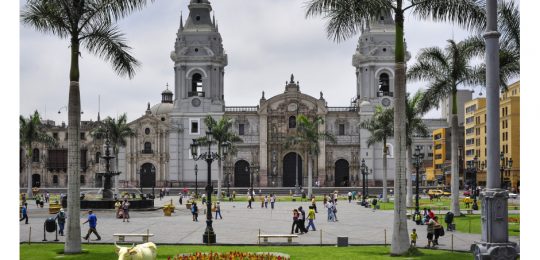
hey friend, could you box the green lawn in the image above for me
[375,197,520,212]
[437,214,520,236]
[20,244,472,260]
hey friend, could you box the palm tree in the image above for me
[404,91,429,208]
[20,111,56,198]
[467,0,520,90]
[203,116,243,201]
[408,39,478,216]
[21,0,153,253]
[360,106,393,203]
[305,0,485,254]
[92,114,134,195]
[286,115,335,198]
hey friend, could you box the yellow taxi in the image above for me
[428,189,451,197]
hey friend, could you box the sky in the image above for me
[17,0,503,124]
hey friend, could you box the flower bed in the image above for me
[508,216,519,223]
[168,251,290,260]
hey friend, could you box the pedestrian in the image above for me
[55,208,66,236]
[326,201,334,222]
[215,202,222,219]
[333,192,338,204]
[202,194,207,205]
[114,199,121,218]
[290,209,299,234]
[45,192,50,203]
[35,195,41,207]
[428,208,435,220]
[432,216,443,246]
[311,196,318,213]
[445,212,455,231]
[121,199,130,222]
[372,197,378,211]
[179,193,183,205]
[348,191,352,203]
[264,195,268,208]
[260,195,264,208]
[410,228,417,247]
[247,191,253,209]
[323,195,328,207]
[426,215,435,248]
[166,187,170,196]
[306,206,316,231]
[232,190,236,201]
[296,206,308,234]
[270,194,275,209]
[19,203,29,224]
[191,202,199,221]
[332,202,338,221]
[82,210,101,241]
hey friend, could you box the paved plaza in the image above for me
[19,196,519,252]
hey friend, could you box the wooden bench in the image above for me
[113,233,154,243]
[258,234,298,244]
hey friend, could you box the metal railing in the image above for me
[225,106,258,112]
[327,107,358,112]
[188,91,205,97]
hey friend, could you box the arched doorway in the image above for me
[283,152,302,187]
[31,174,41,187]
[234,160,250,187]
[335,159,349,187]
[140,163,156,188]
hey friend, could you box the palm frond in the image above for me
[80,21,139,78]
[21,0,71,38]
[412,0,486,31]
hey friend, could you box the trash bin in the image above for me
[45,217,57,232]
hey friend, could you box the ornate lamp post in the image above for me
[468,156,479,210]
[360,159,366,205]
[190,128,230,244]
[499,151,505,189]
[194,164,198,198]
[412,145,424,223]
[507,158,513,190]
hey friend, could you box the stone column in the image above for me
[471,1,517,259]
[259,115,268,187]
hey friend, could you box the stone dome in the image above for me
[150,102,173,115]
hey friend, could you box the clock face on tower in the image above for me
[381,97,391,107]
[191,98,201,107]
[288,103,298,112]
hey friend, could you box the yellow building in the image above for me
[463,81,520,191]
[433,128,449,184]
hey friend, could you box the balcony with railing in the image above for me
[225,106,258,112]
[327,107,358,112]
[376,91,394,97]
[141,149,154,155]
[188,91,205,97]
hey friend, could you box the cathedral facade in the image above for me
[21,0,447,190]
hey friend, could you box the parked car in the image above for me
[508,192,518,199]
[428,189,451,197]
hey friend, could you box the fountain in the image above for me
[97,136,120,199]
[62,132,154,209]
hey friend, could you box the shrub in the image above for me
[168,251,290,260]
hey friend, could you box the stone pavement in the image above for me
[19,196,519,252]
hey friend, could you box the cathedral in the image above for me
[21,0,447,190]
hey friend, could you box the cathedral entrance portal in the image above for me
[31,174,41,188]
[234,160,250,187]
[140,163,156,188]
[283,152,302,187]
[335,159,349,187]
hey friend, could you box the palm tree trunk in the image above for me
[391,8,410,255]
[382,145,388,203]
[451,113,461,216]
[308,156,313,198]
[406,146,413,208]
[26,154,32,199]
[65,38,82,254]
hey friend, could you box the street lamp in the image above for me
[499,151,505,189]
[190,128,230,244]
[412,145,424,224]
[194,164,198,198]
[469,156,479,210]
[360,159,367,206]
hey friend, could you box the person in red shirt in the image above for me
[428,208,435,219]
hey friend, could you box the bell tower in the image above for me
[169,0,227,183]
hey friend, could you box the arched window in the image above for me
[52,175,58,185]
[191,73,203,96]
[378,73,390,95]
[289,116,296,129]
[80,175,85,185]
[143,142,152,153]
[95,152,101,163]
[32,148,40,162]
